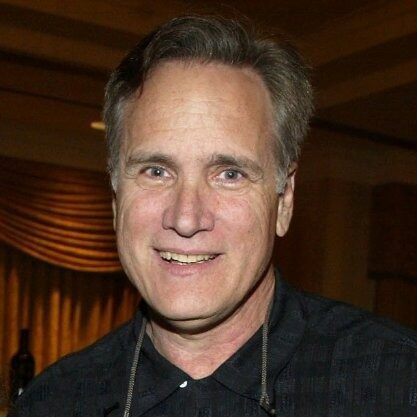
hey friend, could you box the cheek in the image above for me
[116,191,166,277]
[117,190,165,241]
[218,192,276,242]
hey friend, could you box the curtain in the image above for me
[0,156,140,401]
[0,243,139,379]
[0,156,121,272]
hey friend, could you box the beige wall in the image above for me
[275,178,374,310]
[279,127,417,311]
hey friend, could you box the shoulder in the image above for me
[32,316,133,381]
[277,283,417,414]
[291,285,417,350]
[287,283,417,390]
[10,317,135,417]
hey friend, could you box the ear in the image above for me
[112,193,117,232]
[276,163,297,237]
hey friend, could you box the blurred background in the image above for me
[0,0,416,404]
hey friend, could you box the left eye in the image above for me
[146,166,167,177]
[219,169,243,181]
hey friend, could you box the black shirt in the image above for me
[10,278,417,416]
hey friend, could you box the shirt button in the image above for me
[179,380,188,388]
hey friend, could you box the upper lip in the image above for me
[154,248,221,256]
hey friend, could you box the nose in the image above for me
[162,179,215,237]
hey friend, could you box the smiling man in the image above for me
[115,61,283,343]
[11,15,417,417]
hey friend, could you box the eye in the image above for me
[144,166,168,178]
[219,169,243,181]
[135,165,173,189]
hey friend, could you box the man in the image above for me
[11,15,417,417]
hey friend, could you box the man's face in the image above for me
[114,61,291,330]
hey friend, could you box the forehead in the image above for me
[123,61,275,156]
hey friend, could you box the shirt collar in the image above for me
[211,276,307,403]
[128,273,307,415]
[130,311,189,415]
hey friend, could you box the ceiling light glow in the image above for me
[90,121,105,131]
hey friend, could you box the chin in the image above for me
[157,300,210,321]
[149,298,223,329]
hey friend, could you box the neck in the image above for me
[146,271,275,379]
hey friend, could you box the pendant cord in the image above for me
[122,297,275,416]
[259,299,276,415]
[123,317,147,417]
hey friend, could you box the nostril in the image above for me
[162,185,215,236]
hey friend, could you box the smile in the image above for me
[159,251,217,264]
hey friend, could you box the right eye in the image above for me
[135,165,174,190]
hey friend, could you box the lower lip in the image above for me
[154,251,221,276]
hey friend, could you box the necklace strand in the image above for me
[123,317,147,417]
[122,300,275,416]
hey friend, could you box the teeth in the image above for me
[159,251,216,264]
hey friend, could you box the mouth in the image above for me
[158,250,218,265]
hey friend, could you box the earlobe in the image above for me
[276,163,296,237]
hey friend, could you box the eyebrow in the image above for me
[125,152,177,172]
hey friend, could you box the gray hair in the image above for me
[104,15,314,191]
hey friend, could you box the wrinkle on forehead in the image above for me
[126,61,274,137]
